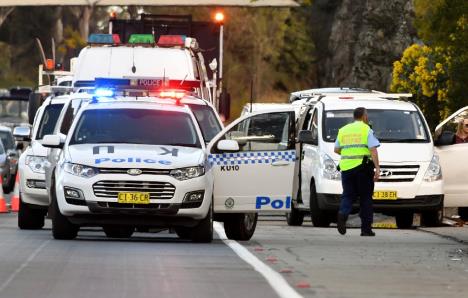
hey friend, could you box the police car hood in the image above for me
[66,144,204,169]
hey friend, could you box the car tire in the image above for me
[190,204,213,243]
[395,212,414,229]
[420,209,443,227]
[18,197,45,230]
[175,227,191,239]
[51,189,78,240]
[310,181,332,227]
[224,213,258,241]
[103,226,134,238]
[28,92,42,125]
[458,207,468,221]
[286,196,304,226]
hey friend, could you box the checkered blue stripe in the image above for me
[208,150,296,166]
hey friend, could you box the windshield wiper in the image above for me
[166,143,200,148]
[380,138,427,143]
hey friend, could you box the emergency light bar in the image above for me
[128,34,155,44]
[157,35,186,47]
[95,77,200,90]
[88,34,121,45]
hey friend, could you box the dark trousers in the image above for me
[339,165,374,232]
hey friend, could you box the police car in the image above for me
[41,78,297,242]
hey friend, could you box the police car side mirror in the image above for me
[297,130,316,145]
[217,140,239,152]
[41,134,64,149]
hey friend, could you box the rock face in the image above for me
[310,0,418,91]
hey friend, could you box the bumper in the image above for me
[19,166,48,207]
[56,171,212,224]
[317,193,444,212]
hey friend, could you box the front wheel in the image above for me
[190,205,213,243]
[458,207,468,221]
[310,181,332,227]
[51,196,79,240]
[395,212,414,229]
[286,202,304,226]
[18,197,45,230]
[224,213,258,241]
[420,209,443,227]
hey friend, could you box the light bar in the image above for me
[88,33,121,45]
[94,77,200,91]
[94,88,115,97]
[128,34,155,44]
[158,90,186,99]
[157,35,186,47]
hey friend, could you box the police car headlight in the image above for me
[424,154,442,182]
[170,166,205,181]
[25,156,49,174]
[64,162,98,178]
[321,154,341,180]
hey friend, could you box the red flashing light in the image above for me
[214,11,225,23]
[157,35,185,47]
[112,34,121,44]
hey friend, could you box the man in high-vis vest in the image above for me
[334,107,380,236]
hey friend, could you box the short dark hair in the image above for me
[353,107,367,119]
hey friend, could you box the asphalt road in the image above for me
[0,212,467,298]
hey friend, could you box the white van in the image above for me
[288,93,444,229]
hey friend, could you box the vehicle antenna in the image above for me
[131,47,136,73]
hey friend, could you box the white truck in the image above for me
[288,92,444,229]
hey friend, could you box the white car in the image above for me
[42,80,296,242]
[288,93,444,229]
[17,95,70,229]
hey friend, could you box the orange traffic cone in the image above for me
[0,176,8,213]
[10,174,20,212]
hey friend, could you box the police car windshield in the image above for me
[323,109,430,143]
[187,104,222,142]
[70,109,201,147]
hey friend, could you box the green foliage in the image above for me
[412,0,468,115]
[391,44,451,128]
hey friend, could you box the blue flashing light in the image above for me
[94,88,115,97]
[88,34,121,45]
[95,78,131,88]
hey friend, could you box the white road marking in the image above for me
[0,240,50,293]
[214,222,303,298]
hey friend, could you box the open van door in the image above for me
[434,106,468,212]
[207,109,297,213]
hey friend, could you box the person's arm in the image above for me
[334,139,341,155]
[370,147,380,181]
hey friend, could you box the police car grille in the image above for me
[98,168,171,175]
[378,165,420,182]
[93,181,175,199]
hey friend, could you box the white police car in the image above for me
[41,78,297,242]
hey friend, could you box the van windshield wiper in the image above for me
[379,138,428,143]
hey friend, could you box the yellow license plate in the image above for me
[373,191,398,200]
[117,192,150,204]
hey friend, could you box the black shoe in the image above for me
[360,231,376,237]
[337,213,348,235]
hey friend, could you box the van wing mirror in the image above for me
[217,140,239,152]
[40,134,64,149]
[297,130,316,145]
[13,126,31,142]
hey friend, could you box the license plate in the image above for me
[117,192,150,204]
[373,190,397,200]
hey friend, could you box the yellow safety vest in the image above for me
[337,121,371,171]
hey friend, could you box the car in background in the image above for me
[0,126,20,192]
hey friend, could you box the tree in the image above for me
[391,44,451,129]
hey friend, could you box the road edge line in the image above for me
[214,222,303,298]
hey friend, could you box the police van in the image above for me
[289,93,444,229]
[41,78,296,242]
